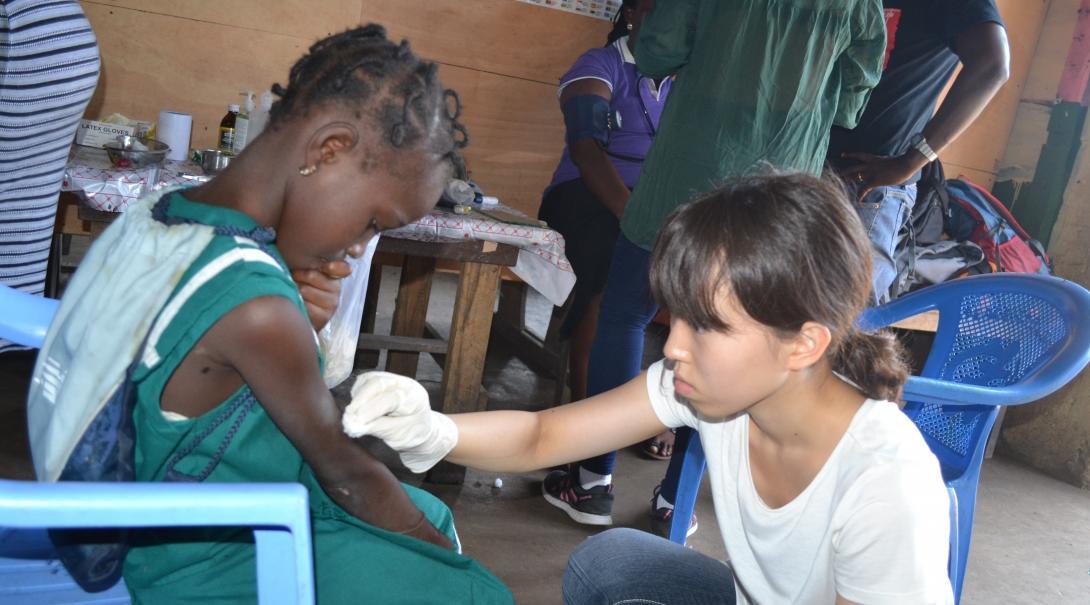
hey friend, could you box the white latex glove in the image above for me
[342,371,458,473]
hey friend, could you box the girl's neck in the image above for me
[185,134,289,231]
[746,365,864,450]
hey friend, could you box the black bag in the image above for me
[908,160,949,246]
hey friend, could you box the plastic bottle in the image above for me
[231,92,254,155]
[247,90,273,143]
[218,104,240,153]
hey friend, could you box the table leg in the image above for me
[356,259,384,369]
[386,255,436,378]
[426,261,501,485]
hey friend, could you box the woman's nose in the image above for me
[663,319,692,362]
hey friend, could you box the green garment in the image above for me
[122,192,513,605]
[621,0,886,250]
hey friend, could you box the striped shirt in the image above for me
[0,0,100,352]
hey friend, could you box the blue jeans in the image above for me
[563,528,737,605]
[580,235,659,475]
[854,184,917,305]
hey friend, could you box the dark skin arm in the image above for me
[842,22,1010,196]
[560,79,630,218]
[163,296,452,549]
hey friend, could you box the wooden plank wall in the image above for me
[81,0,1045,212]
[81,0,610,216]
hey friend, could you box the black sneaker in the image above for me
[649,484,698,539]
[542,467,614,526]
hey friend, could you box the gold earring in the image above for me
[298,164,317,176]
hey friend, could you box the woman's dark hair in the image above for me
[268,24,469,178]
[649,171,908,401]
[606,0,638,45]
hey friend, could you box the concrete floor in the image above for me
[2,259,1089,604]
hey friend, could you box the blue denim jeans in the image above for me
[580,235,659,475]
[854,183,917,305]
[563,528,737,605]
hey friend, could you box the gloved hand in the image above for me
[342,371,458,473]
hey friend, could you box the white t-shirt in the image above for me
[646,361,954,604]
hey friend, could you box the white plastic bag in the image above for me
[319,235,380,388]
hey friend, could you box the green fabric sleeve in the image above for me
[633,0,699,79]
[833,0,886,129]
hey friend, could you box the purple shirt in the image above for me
[546,36,672,193]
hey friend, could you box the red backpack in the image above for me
[945,178,1052,275]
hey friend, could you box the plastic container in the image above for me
[247,90,273,143]
[232,92,254,155]
[218,104,240,153]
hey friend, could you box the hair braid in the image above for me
[268,24,469,177]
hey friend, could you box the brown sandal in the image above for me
[640,429,676,460]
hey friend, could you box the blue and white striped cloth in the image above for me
[1,0,99,352]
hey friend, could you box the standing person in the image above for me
[346,172,954,604]
[544,0,887,528]
[28,25,512,604]
[831,0,1010,304]
[0,0,100,353]
[538,0,671,407]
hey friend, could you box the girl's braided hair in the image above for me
[268,24,469,178]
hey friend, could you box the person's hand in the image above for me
[342,371,458,473]
[840,152,926,198]
[292,259,352,331]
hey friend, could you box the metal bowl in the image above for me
[196,148,233,174]
[103,136,170,169]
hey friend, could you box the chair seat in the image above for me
[0,528,131,604]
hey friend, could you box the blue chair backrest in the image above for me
[0,285,59,348]
[860,274,1090,484]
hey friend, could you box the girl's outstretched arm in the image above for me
[347,370,669,474]
[449,372,667,472]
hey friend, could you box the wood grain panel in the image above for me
[438,65,565,216]
[946,163,997,189]
[359,0,611,85]
[83,4,305,150]
[84,0,360,41]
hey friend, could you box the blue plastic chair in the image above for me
[0,285,316,604]
[668,274,1090,604]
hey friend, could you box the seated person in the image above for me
[348,172,954,604]
[31,25,511,605]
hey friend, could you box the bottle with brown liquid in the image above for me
[218,104,240,153]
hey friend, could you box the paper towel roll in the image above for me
[157,110,192,161]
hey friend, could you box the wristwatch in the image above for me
[910,134,939,163]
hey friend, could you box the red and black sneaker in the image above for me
[649,484,698,539]
[542,466,614,526]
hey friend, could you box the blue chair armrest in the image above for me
[0,480,314,605]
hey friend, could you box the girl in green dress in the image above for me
[120,25,511,604]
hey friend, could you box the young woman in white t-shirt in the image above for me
[345,172,954,604]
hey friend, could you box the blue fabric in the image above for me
[855,183,917,304]
[580,235,658,475]
[563,528,736,605]
[561,94,612,147]
[657,426,696,505]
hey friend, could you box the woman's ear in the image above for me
[784,321,832,371]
